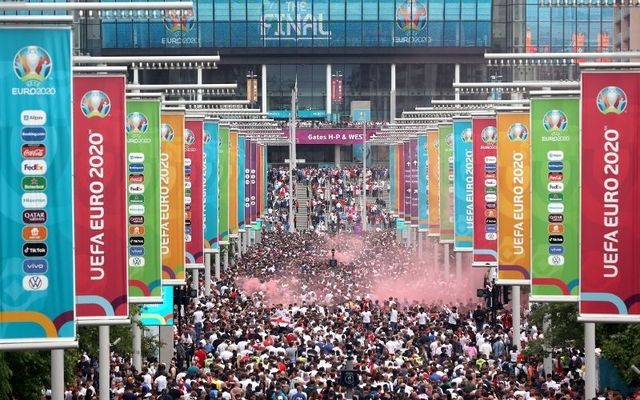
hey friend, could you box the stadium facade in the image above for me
[76,0,615,164]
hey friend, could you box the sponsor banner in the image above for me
[417,135,428,231]
[0,27,76,347]
[453,118,473,251]
[409,138,419,226]
[398,143,405,219]
[238,135,246,228]
[438,124,454,243]
[497,112,531,285]
[229,131,239,235]
[74,75,129,322]
[244,138,252,226]
[295,129,376,144]
[256,143,262,219]
[471,116,498,267]
[126,100,162,303]
[262,144,268,216]
[160,112,185,285]
[203,120,219,252]
[218,126,230,242]
[249,140,257,223]
[580,71,640,322]
[140,285,174,326]
[531,98,580,302]
[427,130,440,236]
[389,146,396,214]
[184,118,204,268]
[403,142,410,221]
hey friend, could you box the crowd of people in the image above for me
[56,222,631,400]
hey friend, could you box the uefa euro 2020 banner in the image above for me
[497,112,531,286]
[184,117,204,269]
[229,130,239,236]
[74,75,129,324]
[418,134,428,232]
[531,97,580,302]
[218,126,230,244]
[453,118,473,251]
[0,27,76,348]
[140,285,174,326]
[160,111,186,285]
[438,124,454,244]
[427,129,440,237]
[204,119,219,253]
[126,100,162,304]
[471,116,498,267]
[238,135,246,229]
[580,71,640,322]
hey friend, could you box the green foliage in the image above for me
[0,350,51,400]
[528,302,583,350]
[600,325,640,386]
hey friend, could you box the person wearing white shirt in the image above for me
[389,305,399,331]
[361,309,372,330]
[417,307,428,331]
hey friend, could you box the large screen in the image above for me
[102,0,492,49]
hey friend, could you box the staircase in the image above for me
[294,182,310,231]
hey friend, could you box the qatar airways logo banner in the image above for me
[74,76,129,323]
[184,119,204,269]
[471,117,498,267]
[580,71,640,322]
[453,119,473,251]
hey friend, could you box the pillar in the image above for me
[513,286,521,350]
[585,322,597,398]
[223,244,229,272]
[444,243,450,278]
[454,64,461,102]
[197,67,203,101]
[214,250,221,280]
[192,269,199,302]
[418,231,424,258]
[390,64,396,123]
[261,64,268,113]
[204,253,212,297]
[334,145,341,167]
[51,350,64,400]
[159,325,175,366]
[326,63,332,118]
[99,326,110,400]
[132,313,142,371]
[455,252,462,281]
[433,238,439,271]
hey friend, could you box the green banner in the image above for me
[126,100,162,303]
[438,124,454,243]
[218,126,230,243]
[531,97,579,301]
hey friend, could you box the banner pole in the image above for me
[51,349,64,400]
[215,251,221,280]
[99,325,110,400]
[433,239,439,271]
[418,232,423,259]
[223,245,229,273]
[585,322,597,398]
[512,286,521,350]
[444,243,450,277]
[192,269,199,302]
[455,252,462,281]
[132,313,142,371]
[204,253,212,296]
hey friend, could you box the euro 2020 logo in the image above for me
[542,110,568,133]
[13,46,52,86]
[161,123,175,142]
[126,112,149,135]
[396,0,427,32]
[164,9,195,33]
[481,126,497,144]
[185,129,196,145]
[461,128,473,144]
[597,86,627,115]
[203,131,211,144]
[81,90,111,118]
[508,123,528,142]
[445,133,453,147]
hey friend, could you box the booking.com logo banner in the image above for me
[0,27,76,349]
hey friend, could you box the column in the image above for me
[455,252,462,281]
[99,326,110,400]
[204,253,211,297]
[326,63,332,119]
[418,231,424,258]
[454,64,461,101]
[444,243,450,278]
[513,286,521,350]
[159,325,175,366]
[334,145,341,167]
[214,250,221,280]
[51,350,64,400]
[197,67,203,101]
[261,64,268,113]
[223,244,229,272]
[192,269,199,302]
[132,313,142,371]
[390,64,396,123]
[585,322,597,398]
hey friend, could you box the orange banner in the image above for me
[497,112,531,285]
[427,130,440,236]
[229,130,239,235]
[160,112,186,285]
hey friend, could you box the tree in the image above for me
[600,325,640,386]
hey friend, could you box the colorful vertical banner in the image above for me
[184,117,204,269]
[140,285,174,326]
[0,27,76,348]
[530,97,580,302]
[229,131,239,236]
[398,143,405,219]
[427,130,440,236]
[244,138,252,226]
[262,144,268,216]
[74,75,129,323]
[203,120,219,252]
[403,142,411,221]
[160,111,185,285]
[453,118,473,251]
[580,72,640,322]
[497,112,531,285]
[389,145,396,214]
[126,99,162,303]
[238,134,246,229]
[218,126,230,243]
[409,138,419,226]
[249,140,257,224]
[438,124,454,243]
[472,116,498,267]
[418,135,428,232]
[256,143,262,219]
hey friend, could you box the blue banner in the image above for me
[0,27,75,348]
[238,135,246,228]
[140,285,174,326]
[453,118,473,251]
[203,120,219,252]
[417,134,428,232]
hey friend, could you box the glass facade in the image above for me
[101,0,493,49]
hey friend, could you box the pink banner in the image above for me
[580,71,640,322]
[472,117,498,267]
[185,118,204,268]
[73,75,129,322]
